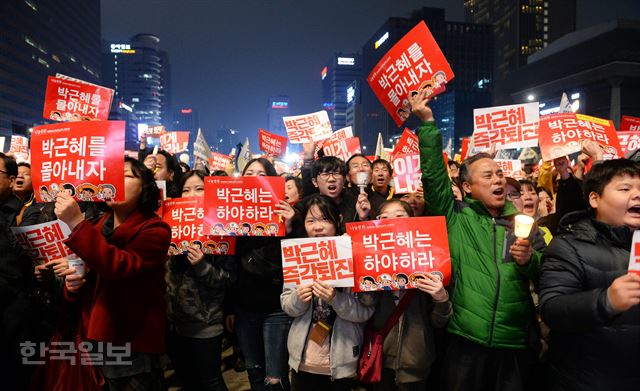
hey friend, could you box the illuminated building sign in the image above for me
[272,101,289,109]
[110,43,136,54]
[374,32,389,49]
[337,57,355,66]
[347,86,355,104]
[323,102,335,110]
[181,108,193,114]
[321,66,328,80]
[118,101,133,112]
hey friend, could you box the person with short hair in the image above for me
[371,159,394,200]
[540,159,640,391]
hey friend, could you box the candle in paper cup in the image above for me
[67,258,85,277]
[356,172,369,194]
[514,214,535,238]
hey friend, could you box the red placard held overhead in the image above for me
[347,216,451,292]
[391,128,419,158]
[31,121,125,202]
[163,197,236,256]
[281,236,354,289]
[472,102,539,151]
[203,176,285,237]
[315,126,353,157]
[210,152,231,171]
[617,131,640,155]
[43,76,114,121]
[9,135,29,161]
[538,113,622,161]
[367,21,454,127]
[391,153,421,194]
[620,115,640,132]
[146,125,165,138]
[160,131,190,154]
[283,111,333,144]
[258,128,287,157]
[322,137,362,162]
[460,137,470,161]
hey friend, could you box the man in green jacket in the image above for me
[409,90,544,390]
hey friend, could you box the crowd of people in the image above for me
[1,91,639,391]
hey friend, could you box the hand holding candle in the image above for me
[511,214,534,265]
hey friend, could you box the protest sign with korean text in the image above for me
[11,221,75,265]
[203,176,285,236]
[472,102,539,151]
[620,115,640,132]
[391,128,419,158]
[146,125,165,137]
[160,131,190,154]
[315,126,353,157]
[283,110,333,143]
[391,153,421,194]
[629,230,640,276]
[43,76,114,121]
[347,216,451,292]
[322,137,362,162]
[494,159,522,178]
[538,113,622,161]
[162,197,236,255]
[281,236,354,289]
[210,152,231,171]
[258,128,287,156]
[617,131,640,155]
[9,135,29,161]
[368,21,454,127]
[31,121,125,202]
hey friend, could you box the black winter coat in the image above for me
[539,211,640,391]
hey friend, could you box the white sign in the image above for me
[337,57,355,66]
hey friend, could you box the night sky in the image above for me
[102,0,640,148]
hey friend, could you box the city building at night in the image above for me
[267,96,291,136]
[0,0,101,137]
[321,54,362,130]
[173,107,200,133]
[345,80,363,137]
[504,19,640,128]
[360,7,493,152]
[464,0,576,103]
[102,33,172,146]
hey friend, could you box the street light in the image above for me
[527,94,535,101]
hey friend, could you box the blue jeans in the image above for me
[235,308,292,390]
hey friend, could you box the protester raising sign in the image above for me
[43,75,114,122]
[346,216,451,292]
[472,102,539,151]
[538,113,622,161]
[283,110,333,143]
[258,128,287,156]
[368,21,454,127]
[163,197,236,256]
[203,176,285,236]
[11,221,75,265]
[30,121,125,203]
[281,236,354,289]
[9,135,29,162]
[210,152,231,171]
[322,137,362,162]
[617,131,640,155]
[391,128,419,157]
[315,126,353,157]
[620,115,640,132]
[392,154,421,194]
[160,131,190,154]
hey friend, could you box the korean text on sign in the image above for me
[210,152,230,171]
[30,121,126,203]
[620,115,640,132]
[538,113,622,161]
[281,236,354,289]
[494,159,522,178]
[367,21,454,127]
[347,216,451,292]
[283,110,333,144]
[392,128,419,157]
[162,197,207,249]
[617,131,640,154]
[392,153,421,194]
[258,128,287,157]
[472,102,539,151]
[42,76,114,122]
[11,221,75,265]
[322,137,362,163]
[315,126,353,157]
[203,176,285,237]
[160,131,190,155]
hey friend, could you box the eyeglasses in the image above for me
[506,192,522,200]
[318,171,343,180]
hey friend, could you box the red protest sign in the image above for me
[11,221,76,265]
[281,236,354,289]
[315,126,353,157]
[163,197,236,256]
[630,231,640,276]
[322,137,362,162]
[472,102,539,151]
[347,216,451,292]
[9,135,29,161]
[146,125,165,137]
[367,21,454,127]
[31,121,125,203]
[391,153,421,194]
[160,131,190,154]
[203,176,285,236]
[391,128,419,158]
[460,137,470,161]
[258,128,287,156]
[210,152,231,171]
[620,115,640,132]
[538,113,622,161]
[617,131,640,154]
[283,110,333,143]
[43,76,113,122]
